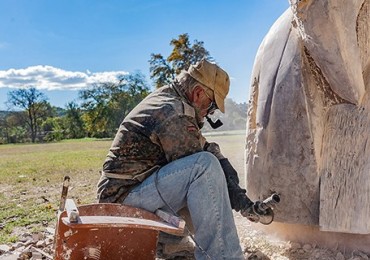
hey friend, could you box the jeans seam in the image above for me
[193,158,226,259]
[189,152,213,181]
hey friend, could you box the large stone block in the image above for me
[246,0,370,234]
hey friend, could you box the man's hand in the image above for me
[218,155,279,225]
[219,158,253,211]
[241,201,275,225]
[240,202,261,222]
[229,187,253,212]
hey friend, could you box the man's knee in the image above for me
[195,151,219,164]
[193,151,225,180]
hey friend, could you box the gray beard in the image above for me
[190,101,205,129]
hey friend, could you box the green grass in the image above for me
[0,134,246,243]
[0,140,112,243]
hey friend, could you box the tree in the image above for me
[149,33,212,89]
[6,87,50,143]
[79,72,150,137]
[0,112,9,144]
[0,112,25,144]
[63,101,86,139]
[42,116,64,142]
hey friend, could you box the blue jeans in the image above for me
[124,152,244,260]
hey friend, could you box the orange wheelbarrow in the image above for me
[54,177,184,260]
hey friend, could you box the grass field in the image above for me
[0,133,246,243]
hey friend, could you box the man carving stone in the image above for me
[97,59,266,259]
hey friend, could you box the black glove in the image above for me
[241,201,275,225]
[219,158,239,184]
[219,158,253,212]
[241,202,262,222]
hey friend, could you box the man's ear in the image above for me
[191,85,204,103]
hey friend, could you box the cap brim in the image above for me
[215,93,225,113]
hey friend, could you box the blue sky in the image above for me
[0,0,289,110]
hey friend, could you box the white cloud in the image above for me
[0,65,129,91]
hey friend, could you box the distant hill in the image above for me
[0,106,66,119]
[0,110,12,119]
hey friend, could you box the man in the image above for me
[97,59,257,259]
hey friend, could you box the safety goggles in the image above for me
[204,89,218,115]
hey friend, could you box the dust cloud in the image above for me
[257,222,370,254]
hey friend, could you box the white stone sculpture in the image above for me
[246,0,370,234]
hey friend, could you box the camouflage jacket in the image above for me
[97,83,209,203]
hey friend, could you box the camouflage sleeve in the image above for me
[154,114,203,162]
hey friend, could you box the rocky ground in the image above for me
[234,214,370,260]
[1,213,370,260]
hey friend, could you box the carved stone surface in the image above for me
[245,0,370,234]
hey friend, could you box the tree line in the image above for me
[0,34,247,144]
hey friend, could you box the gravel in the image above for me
[1,214,370,259]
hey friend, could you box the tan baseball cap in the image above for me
[188,59,230,113]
